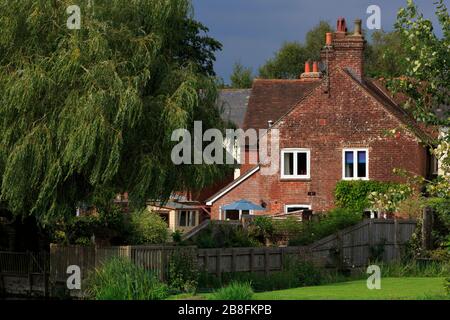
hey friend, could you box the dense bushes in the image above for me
[199,260,323,292]
[210,282,254,300]
[274,208,362,246]
[129,209,168,245]
[85,258,169,300]
[191,223,260,248]
[49,205,128,246]
[168,249,199,293]
[334,180,405,212]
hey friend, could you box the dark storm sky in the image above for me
[191,0,447,82]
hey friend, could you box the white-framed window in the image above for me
[178,210,197,227]
[342,148,369,180]
[284,204,311,213]
[281,148,310,179]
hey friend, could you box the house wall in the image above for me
[209,68,428,219]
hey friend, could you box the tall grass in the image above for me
[378,260,450,278]
[85,257,169,300]
[210,282,254,300]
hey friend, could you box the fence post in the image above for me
[27,251,33,296]
[249,248,254,272]
[394,219,401,261]
[231,249,236,273]
[0,254,4,298]
[264,250,269,275]
[280,247,285,271]
[216,249,221,280]
[44,252,49,299]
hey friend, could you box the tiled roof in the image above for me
[218,89,251,128]
[350,72,437,143]
[242,79,320,131]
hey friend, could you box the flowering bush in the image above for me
[368,184,413,215]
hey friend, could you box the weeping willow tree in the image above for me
[0,0,228,225]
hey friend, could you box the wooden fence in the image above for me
[197,246,318,276]
[50,244,196,285]
[309,219,417,268]
[49,219,417,296]
[0,251,49,297]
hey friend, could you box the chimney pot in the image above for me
[304,61,311,73]
[325,32,333,46]
[312,61,319,73]
[337,17,347,32]
[353,19,362,36]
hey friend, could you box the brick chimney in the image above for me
[321,18,365,80]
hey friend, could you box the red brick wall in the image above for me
[209,67,428,219]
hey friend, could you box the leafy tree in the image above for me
[365,30,409,78]
[304,21,334,61]
[230,62,253,88]
[259,21,333,79]
[0,0,228,225]
[384,0,449,252]
[389,0,449,199]
[259,42,307,79]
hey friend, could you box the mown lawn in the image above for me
[253,277,447,300]
[169,277,448,300]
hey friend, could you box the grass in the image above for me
[253,277,448,300]
[169,277,448,300]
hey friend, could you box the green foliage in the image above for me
[364,31,408,78]
[259,21,333,79]
[379,260,450,278]
[230,62,253,88]
[334,180,405,212]
[129,210,168,245]
[0,0,227,225]
[172,230,183,243]
[49,205,128,245]
[200,260,322,292]
[168,249,199,293]
[85,257,169,300]
[210,282,254,300]
[288,208,362,246]
[248,216,274,244]
[193,223,260,248]
[259,42,306,79]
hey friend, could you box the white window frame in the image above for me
[284,204,312,213]
[342,148,369,180]
[281,148,311,179]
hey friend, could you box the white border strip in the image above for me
[206,166,260,205]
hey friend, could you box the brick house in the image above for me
[205,18,435,221]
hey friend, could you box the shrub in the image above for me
[129,209,168,244]
[248,216,274,244]
[85,258,169,300]
[199,260,323,292]
[192,223,260,248]
[379,260,450,278]
[168,249,199,293]
[291,260,322,286]
[210,282,254,300]
[335,180,405,212]
[288,208,362,246]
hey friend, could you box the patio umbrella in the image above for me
[222,199,266,211]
